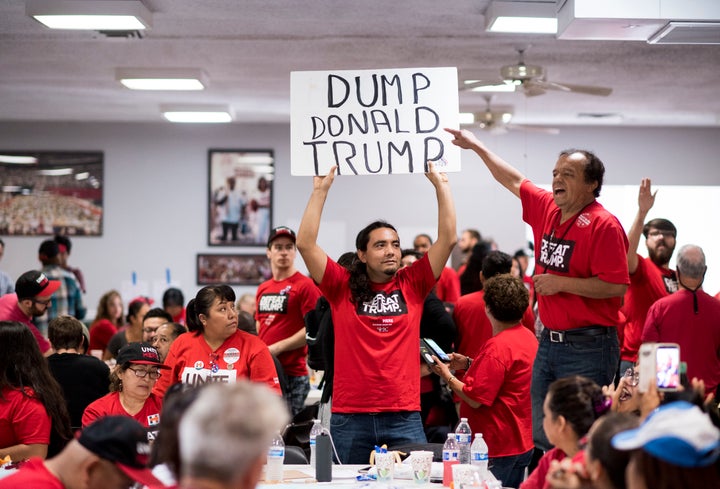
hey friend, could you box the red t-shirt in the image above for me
[88,318,118,353]
[320,254,436,413]
[152,329,281,397]
[460,325,538,457]
[82,391,163,431]
[436,267,460,304]
[0,294,51,353]
[520,447,566,489]
[521,180,629,330]
[453,290,493,361]
[642,289,720,394]
[256,271,321,376]
[620,256,676,362]
[0,458,62,488]
[0,387,51,449]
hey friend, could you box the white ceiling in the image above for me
[1,0,719,128]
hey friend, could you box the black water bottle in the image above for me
[315,432,332,482]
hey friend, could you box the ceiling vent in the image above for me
[648,22,720,44]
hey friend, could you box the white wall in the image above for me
[1,121,720,315]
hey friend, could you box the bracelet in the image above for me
[466,357,472,370]
[447,376,456,385]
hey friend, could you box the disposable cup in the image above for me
[452,464,482,489]
[374,451,394,482]
[410,450,433,484]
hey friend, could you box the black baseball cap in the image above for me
[15,270,61,300]
[38,239,60,259]
[267,226,296,247]
[78,416,162,487]
[116,342,170,369]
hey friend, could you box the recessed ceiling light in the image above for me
[0,155,38,164]
[116,68,208,90]
[161,105,234,124]
[485,1,557,34]
[27,0,152,30]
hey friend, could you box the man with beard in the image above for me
[456,228,481,276]
[619,179,678,374]
[0,270,60,355]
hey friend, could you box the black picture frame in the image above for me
[196,253,271,286]
[208,149,274,246]
[0,151,104,236]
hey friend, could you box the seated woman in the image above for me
[432,274,538,488]
[0,321,72,460]
[152,285,281,397]
[546,412,640,489]
[521,376,612,489]
[88,289,124,360]
[82,342,169,438]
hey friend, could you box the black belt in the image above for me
[546,326,613,343]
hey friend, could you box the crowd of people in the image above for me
[1,130,719,488]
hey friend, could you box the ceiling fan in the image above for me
[463,95,560,135]
[463,48,613,97]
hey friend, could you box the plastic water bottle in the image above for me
[455,417,472,464]
[266,432,285,482]
[308,419,323,468]
[470,433,489,476]
[442,433,459,486]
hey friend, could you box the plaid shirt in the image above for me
[34,264,86,335]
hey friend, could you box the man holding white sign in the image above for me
[296,161,456,463]
[290,67,460,176]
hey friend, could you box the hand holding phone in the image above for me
[638,342,681,393]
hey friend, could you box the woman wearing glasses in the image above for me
[82,342,169,436]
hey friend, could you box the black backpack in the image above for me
[304,296,334,403]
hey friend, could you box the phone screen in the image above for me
[655,345,680,391]
[423,338,450,362]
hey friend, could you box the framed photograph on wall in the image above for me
[196,253,271,286]
[0,151,104,236]
[208,149,274,246]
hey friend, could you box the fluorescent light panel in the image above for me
[27,0,152,30]
[161,105,233,124]
[485,1,557,34]
[0,155,38,164]
[116,68,208,91]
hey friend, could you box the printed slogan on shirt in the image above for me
[539,234,575,273]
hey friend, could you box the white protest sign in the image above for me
[291,67,460,176]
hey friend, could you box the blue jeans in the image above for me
[286,375,310,417]
[490,448,534,489]
[330,411,426,464]
[531,327,619,451]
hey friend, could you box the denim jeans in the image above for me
[531,327,619,451]
[285,375,310,417]
[489,448,534,489]
[330,411,426,464]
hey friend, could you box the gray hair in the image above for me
[676,244,706,279]
[179,381,289,483]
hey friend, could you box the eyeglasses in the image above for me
[127,367,161,380]
[647,230,675,239]
[623,368,639,387]
[33,298,51,306]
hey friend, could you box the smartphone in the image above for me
[638,342,681,392]
[421,338,451,362]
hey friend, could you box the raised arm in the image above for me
[296,166,336,284]
[444,128,525,198]
[424,161,457,279]
[627,178,656,274]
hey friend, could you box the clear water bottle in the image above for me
[308,419,323,468]
[455,417,472,464]
[442,433,459,487]
[266,432,285,482]
[470,433,489,476]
